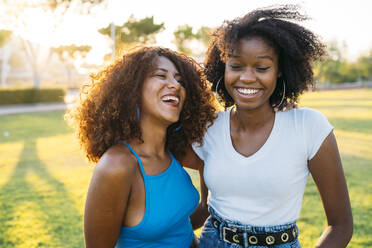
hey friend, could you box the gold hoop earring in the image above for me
[214,77,225,108]
[274,80,286,109]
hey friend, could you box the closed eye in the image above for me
[256,67,270,71]
[155,74,166,79]
[229,64,242,70]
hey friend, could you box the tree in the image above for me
[355,49,372,80]
[195,26,214,48]
[173,25,195,55]
[99,16,164,57]
[173,25,213,58]
[53,44,91,86]
[314,41,359,83]
[1,0,104,88]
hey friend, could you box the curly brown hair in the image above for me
[204,5,326,109]
[66,46,216,162]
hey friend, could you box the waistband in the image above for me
[208,207,298,247]
[209,207,297,232]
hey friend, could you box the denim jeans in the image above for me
[198,208,301,248]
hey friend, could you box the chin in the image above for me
[236,102,262,111]
[163,114,180,125]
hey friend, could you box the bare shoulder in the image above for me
[94,144,138,181]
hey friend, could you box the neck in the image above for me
[232,103,275,131]
[130,115,168,157]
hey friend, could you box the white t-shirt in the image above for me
[192,107,333,226]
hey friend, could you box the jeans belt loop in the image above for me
[218,221,224,241]
[243,232,248,248]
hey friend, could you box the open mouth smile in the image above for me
[161,94,180,106]
[235,87,261,96]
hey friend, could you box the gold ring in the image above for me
[281,232,289,242]
[248,236,258,244]
[232,234,239,243]
[213,221,218,228]
[266,235,275,245]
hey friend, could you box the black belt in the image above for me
[211,217,298,246]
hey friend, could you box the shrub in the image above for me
[0,88,66,105]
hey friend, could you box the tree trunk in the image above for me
[1,45,11,88]
[33,71,40,89]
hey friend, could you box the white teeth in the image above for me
[236,88,259,95]
[161,95,179,104]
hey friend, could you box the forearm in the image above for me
[315,223,353,248]
[190,202,210,229]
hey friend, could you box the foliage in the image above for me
[99,16,164,55]
[355,50,372,80]
[0,30,12,48]
[173,25,213,57]
[47,0,104,10]
[173,25,194,55]
[53,45,91,61]
[0,88,65,105]
[314,41,372,83]
[0,0,103,88]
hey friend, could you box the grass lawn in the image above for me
[0,89,371,247]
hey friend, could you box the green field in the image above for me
[0,89,371,247]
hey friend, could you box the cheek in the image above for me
[224,70,237,91]
[263,73,278,89]
[224,68,238,83]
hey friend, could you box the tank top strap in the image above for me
[167,148,175,161]
[119,141,147,177]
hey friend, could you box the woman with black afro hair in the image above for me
[180,5,353,248]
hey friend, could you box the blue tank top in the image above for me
[115,143,200,248]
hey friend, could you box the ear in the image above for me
[277,71,282,78]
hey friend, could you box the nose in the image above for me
[167,76,182,89]
[240,68,256,83]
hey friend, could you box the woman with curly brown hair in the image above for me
[180,5,353,248]
[66,46,216,247]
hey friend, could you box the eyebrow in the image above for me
[156,68,168,72]
[155,68,180,76]
[229,55,274,61]
[256,55,274,61]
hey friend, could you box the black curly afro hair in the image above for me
[204,5,326,109]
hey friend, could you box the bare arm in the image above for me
[84,149,135,248]
[190,164,210,229]
[177,144,210,229]
[177,144,204,170]
[308,132,353,248]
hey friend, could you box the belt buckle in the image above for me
[222,226,237,244]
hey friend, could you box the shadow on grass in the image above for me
[0,112,84,247]
[0,111,72,144]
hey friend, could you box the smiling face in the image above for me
[224,36,281,111]
[141,56,186,126]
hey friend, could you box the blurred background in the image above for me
[0,0,371,247]
[0,0,371,89]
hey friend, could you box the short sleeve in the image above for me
[303,108,334,160]
[192,141,205,161]
[191,110,227,162]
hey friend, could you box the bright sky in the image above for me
[4,0,372,64]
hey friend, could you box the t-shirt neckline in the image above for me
[224,107,281,162]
